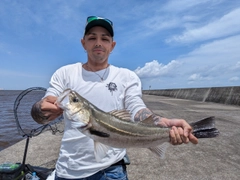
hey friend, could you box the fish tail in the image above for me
[190,116,220,138]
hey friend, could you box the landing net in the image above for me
[13,87,63,137]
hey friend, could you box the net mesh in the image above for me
[13,87,63,137]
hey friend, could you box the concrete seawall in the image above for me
[143,86,240,106]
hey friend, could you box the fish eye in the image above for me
[72,97,79,103]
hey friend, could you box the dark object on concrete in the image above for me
[25,164,54,180]
[0,163,24,180]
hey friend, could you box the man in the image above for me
[31,16,198,180]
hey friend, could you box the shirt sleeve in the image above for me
[44,67,67,98]
[124,71,146,121]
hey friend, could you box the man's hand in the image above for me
[159,118,198,145]
[134,108,198,145]
[31,96,63,124]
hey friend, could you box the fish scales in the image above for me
[86,106,170,148]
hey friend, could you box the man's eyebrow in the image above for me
[86,32,111,37]
[86,32,96,36]
[102,34,111,37]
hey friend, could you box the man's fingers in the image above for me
[170,127,184,145]
[189,133,198,144]
[169,129,177,145]
[183,124,192,137]
[166,118,198,145]
[178,127,188,144]
[41,97,63,112]
[175,127,183,144]
[41,102,60,111]
[182,124,198,144]
[45,96,58,103]
[41,110,63,121]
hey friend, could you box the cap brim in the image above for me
[85,19,114,37]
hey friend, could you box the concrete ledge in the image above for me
[0,123,64,169]
[0,131,62,169]
[143,86,240,106]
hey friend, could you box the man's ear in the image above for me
[81,38,86,50]
[111,41,116,52]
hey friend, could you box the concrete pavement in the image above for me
[0,94,240,180]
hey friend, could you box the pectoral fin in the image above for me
[139,115,156,127]
[89,128,110,137]
[149,142,169,159]
[94,141,111,162]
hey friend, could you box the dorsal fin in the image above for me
[109,109,132,121]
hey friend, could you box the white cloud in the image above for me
[180,35,240,83]
[138,34,240,89]
[188,73,212,83]
[142,17,180,33]
[183,35,240,61]
[137,35,240,81]
[162,0,211,13]
[128,0,206,38]
[229,76,239,81]
[166,8,240,44]
[135,60,182,78]
[232,61,240,70]
[188,74,202,81]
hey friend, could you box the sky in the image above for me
[1,0,240,90]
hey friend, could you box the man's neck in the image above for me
[83,62,109,72]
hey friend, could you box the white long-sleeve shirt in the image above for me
[45,62,146,179]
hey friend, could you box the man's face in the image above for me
[81,26,116,64]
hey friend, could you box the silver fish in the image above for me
[56,89,219,161]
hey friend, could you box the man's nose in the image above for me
[95,38,102,47]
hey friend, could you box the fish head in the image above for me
[56,89,91,129]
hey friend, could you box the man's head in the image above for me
[84,16,114,37]
[81,16,116,65]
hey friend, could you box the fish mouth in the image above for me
[79,124,88,130]
[56,89,72,109]
[82,122,92,129]
[75,123,92,131]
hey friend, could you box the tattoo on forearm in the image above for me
[134,108,162,125]
[134,108,152,122]
[152,115,162,125]
[31,100,50,124]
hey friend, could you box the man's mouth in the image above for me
[93,48,104,52]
